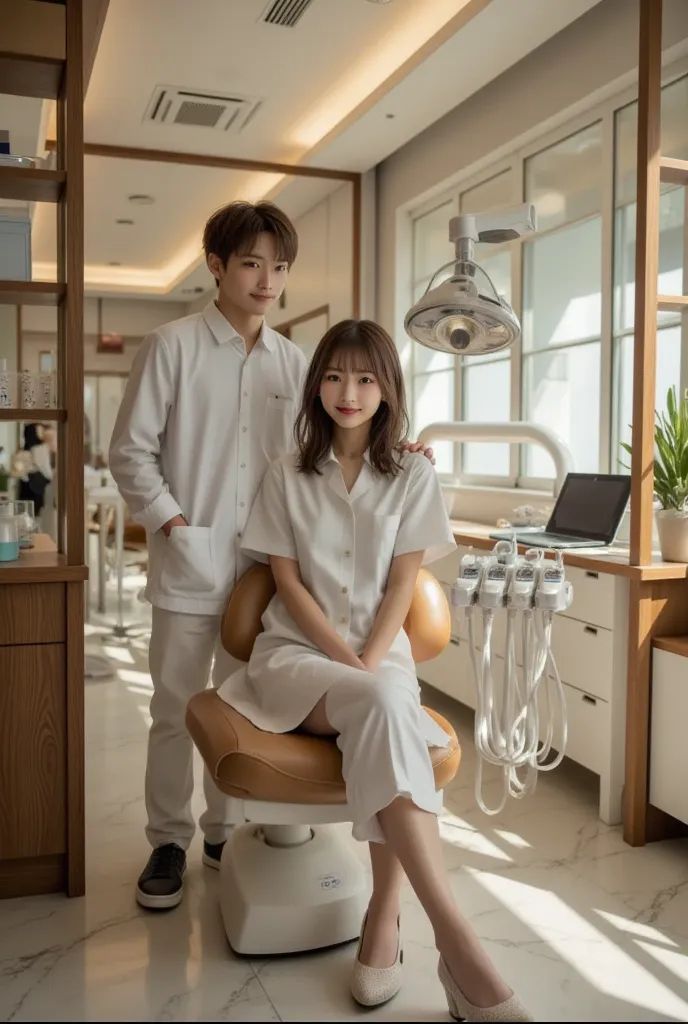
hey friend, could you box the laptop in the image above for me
[490,473,632,549]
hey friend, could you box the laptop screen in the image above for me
[548,473,631,543]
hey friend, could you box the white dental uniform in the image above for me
[218,449,457,842]
[108,302,307,850]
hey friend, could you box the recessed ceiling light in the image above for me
[116,218,134,225]
[128,194,155,206]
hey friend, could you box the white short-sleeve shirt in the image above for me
[240,448,456,656]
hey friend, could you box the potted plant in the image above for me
[622,386,688,562]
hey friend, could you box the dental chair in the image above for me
[186,563,461,956]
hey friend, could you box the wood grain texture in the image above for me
[0,166,65,203]
[450,521,688,582]
[0,582,65,645]
[0,855,64,900]
[624,576,688,845]
[0,534,87,583]
[0,281,65,306]
[653,635,688,657]
[0,644,66,861]
[0,51,64,99]
[66,581,84,896]
[629,0,662,566]
[45,140,360,182]
[659,157,688,186]
[57,0,85,566]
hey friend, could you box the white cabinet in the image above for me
[419,543,629,824]
[649,647,688,825]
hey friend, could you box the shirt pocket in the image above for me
[160,526,216,595]
[262,394,295,461]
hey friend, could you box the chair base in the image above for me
[220,823,370,955]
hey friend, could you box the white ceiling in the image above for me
[19,0,603,300]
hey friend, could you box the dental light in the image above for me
[404,203,574,812]
[404,204,536,356]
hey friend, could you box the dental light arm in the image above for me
[417,421,574,496]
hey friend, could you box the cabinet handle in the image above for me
[583,625,598,636]
[585,571,599,579]
[582,694,597,706]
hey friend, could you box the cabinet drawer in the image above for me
[559,681,609,775]
[0,643,66,860]
[650,648,688,825]
[418,635,476,710]
[551,614,613,702]
[562,565,615,631]
[0,583,65,646]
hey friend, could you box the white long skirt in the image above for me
[217,636,451,843]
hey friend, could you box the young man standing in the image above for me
[110,202,305,909]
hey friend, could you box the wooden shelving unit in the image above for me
[0,409,66,422]
[0,51,64,99]
[0,0,86,900]
[623,0,688,849]
[0,166,66,203]
[0,281,65,305]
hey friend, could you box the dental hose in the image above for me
[465,600,569,817]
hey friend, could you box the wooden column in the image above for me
[629,0,662,567]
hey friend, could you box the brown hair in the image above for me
[295,319,409,476]
[203,201,298,282]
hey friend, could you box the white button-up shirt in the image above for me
[217,449,456,734]
[109,302,307,614]
[243,449,456,656]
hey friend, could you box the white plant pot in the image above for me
[656,509,688,563]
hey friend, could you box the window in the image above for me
[521,122,603,478]
[405,65,688,488]
[459,172,515,477]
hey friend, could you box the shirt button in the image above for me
[344,550,351,558]
[342,586,348,594]
[243,390,248,397]
[340,615,348,624]
[240,501,245,507]
[238,531,242,538]
[240,463,246,469]
[242,426,248,433]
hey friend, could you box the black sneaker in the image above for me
[202,839,225,870]
[136,843,186,909]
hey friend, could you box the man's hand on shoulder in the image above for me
[400,440,435,465]
[161,515,188,537]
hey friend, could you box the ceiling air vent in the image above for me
[260,0,315,28]
[144,86,263,133]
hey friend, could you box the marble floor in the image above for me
[2,571,688,1021]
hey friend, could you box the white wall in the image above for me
[266,183,354,332]
[376,0,688,338]
[20,297,187,373]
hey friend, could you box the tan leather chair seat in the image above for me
[187,689,461,804]
[186,564,462,808]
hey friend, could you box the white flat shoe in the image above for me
[350,911,403,1007]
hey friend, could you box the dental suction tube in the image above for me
[451,539,572,816]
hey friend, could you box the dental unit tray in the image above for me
[451,539,573,815]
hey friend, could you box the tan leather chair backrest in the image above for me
[221,563,451,664]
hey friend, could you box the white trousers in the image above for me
[324,674,445,844]
[146,608,241,849]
